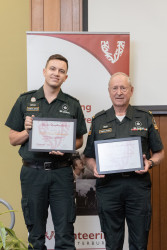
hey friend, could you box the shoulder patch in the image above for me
[88,125,92,135]
[20,90,36,97]
[152,116,159,130]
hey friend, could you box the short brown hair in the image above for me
[45,54,68,70]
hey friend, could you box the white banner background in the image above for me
[27,32,129,250]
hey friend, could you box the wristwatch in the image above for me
[149,159,155,168]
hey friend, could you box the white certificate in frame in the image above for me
[94,137,144,174]
[29,117,77,153]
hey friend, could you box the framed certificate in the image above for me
[29,117,77,153]
[94,137,144,174]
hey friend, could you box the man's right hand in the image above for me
[85,157,105,178]
[25,115,34,134]
[93,165,105,178]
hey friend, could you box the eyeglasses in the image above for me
[111,86,129,93]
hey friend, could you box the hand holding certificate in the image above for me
[29,117,77,153]
[94,137,144,174]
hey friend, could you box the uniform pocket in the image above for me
[129,130,148,138]
[68,196,76,223]
[96,190,106,232]
[21,198,33,226]
[97,201,106,232]
[145,211,152,231]
[24,112,42,119]
[95,131,116,140]
[145,199,152,231]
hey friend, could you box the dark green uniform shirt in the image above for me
[84,105,163,159]
[5,87,87,162]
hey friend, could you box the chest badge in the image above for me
[59,103,70,114]
[31,97,36,102]
[135,121,142,127]
[27,97,39,111]
[131,121,147,131]
[103,125,109,128]
[62,104,69,111]
[99,128,112,134]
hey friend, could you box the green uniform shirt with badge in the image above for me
[84,105,163,159]
[5,87,87,162]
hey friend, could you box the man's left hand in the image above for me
[135,154,151,174]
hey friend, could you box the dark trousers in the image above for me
[96,173,152,250]
[20,165,76,250]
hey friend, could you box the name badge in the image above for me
[99,128,112,134]
[26,103,39,112]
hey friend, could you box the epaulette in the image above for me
[93,110,106,119]
[64,93,79,102]
[134,106,152,116]
[20,90,36,97]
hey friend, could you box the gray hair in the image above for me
[108,72,132,87]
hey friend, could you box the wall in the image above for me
[30,0,83,31]
[0,0,29,241]
[88,0,167,106]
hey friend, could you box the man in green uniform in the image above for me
[84,72,164,250]
[5,54,87,250]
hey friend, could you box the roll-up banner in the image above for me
[27,32,130,250]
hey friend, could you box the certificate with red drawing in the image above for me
[29,117,76,153]
[94,137,144,174]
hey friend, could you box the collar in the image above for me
[56,89,67,102]
[125,105,133,120]
[106,106,116,122]
[34,87,66,102]
[106,105,133,122]
[34,86,45,100]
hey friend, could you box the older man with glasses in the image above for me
[84,72,164,250]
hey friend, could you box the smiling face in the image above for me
[108,73,134,111]
[43,59,68,90]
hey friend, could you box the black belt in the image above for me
[111,171,147,178]
[118,172,134,177]
[111,172,137,178]
[22,160,69,170]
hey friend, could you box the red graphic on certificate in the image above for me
[29,118,76,152]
